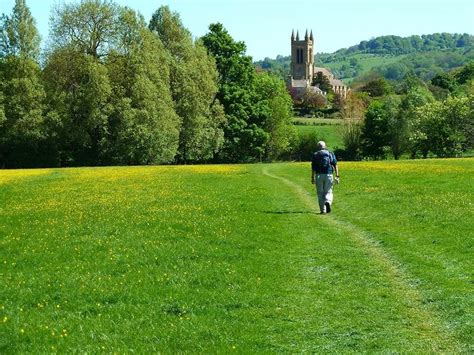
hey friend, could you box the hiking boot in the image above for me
[325,202,331,213]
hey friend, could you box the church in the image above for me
[288,29,349,98]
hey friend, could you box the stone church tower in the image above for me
[291,29,314,82]
[288,29,349,98]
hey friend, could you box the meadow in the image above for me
[292,118,344,149]
[1,159,473,352]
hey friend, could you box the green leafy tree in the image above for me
[43,48,111,165]
[312,71,332,93]
[149,6,225,162]
[202,23,295,162]
[0,0,40,59]
[45,1,181,165]
[360,77,392,97]
[357,92,408,160]
[455,62,474,85]
[104,8,180,164]
[415,95,473,157]
[49,0,119,59]
[361,100,390,159]
[431,72,458,92]
[400,83,435,157]
[202,23,264,162]
[0,0,46,167]
[45,0,122,165]
[254,72,296,160]
[384,95,404,159]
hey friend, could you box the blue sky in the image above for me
[1,0,473,61]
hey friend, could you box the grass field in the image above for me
[1,159,473,352]
[293,119,344,150]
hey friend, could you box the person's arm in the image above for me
[332,152,339,182]
[311,169,315,184]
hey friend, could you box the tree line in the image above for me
[319,33,474,62]
[340,63,474,160]
[0,0,295,168]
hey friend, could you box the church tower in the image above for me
[291,29,314,82]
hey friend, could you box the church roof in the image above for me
[314,66,346,87]
[314,67,334,80]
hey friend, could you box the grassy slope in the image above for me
[320,53,407,83]
[1,160,472,352]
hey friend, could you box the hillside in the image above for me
[255,33,474,83]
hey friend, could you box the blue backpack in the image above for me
[312,150,333,173]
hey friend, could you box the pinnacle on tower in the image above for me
[310,30,314,41]
[291,29,295,41]
[305,29,308,40]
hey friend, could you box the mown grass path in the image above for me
[265,159,473,353]
[1,160,472,352]
[263,165,461,352]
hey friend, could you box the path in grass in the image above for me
[262,165,460,352]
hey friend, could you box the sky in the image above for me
[1,0,473,61]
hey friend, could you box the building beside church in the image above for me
[288,29,349,98]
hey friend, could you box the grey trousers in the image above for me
[315,173,334,213]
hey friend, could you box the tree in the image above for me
[0,91,5,126]
[49,0,119,59]
[149,6,225,162]
[202,23,295,162]
[0,0,40,59]
[201,23,263,162]
[43,48,111,165]
[103,8,181,164]
[253,72,296,160]
[312,71,332,93]
[361,101,390,159]
[332,92,345,111]
[302,89,326,109]
[360,77,392,97]
[384,95,404,159]
[431,72,458,92]
[45,1,182,165]
[400,83,435,158]
[0,0,46,167]
[340,91,369,120]
[455,62,474,85]
[414,96,473,157]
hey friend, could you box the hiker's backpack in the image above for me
[312,150,333,173]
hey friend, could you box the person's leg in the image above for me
[323,174,334,211]
[315,174,326,213]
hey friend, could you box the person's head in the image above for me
[317,141,327,150]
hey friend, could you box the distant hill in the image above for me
[255,33,474,84]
